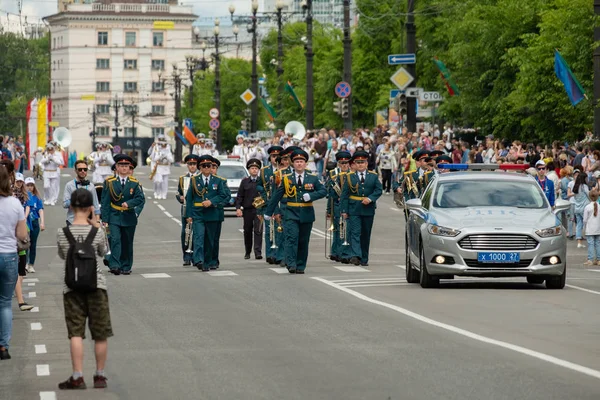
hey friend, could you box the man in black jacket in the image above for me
[235,158,263,260]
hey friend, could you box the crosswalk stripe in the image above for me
[208,270,238,276]
[334,266,369,273]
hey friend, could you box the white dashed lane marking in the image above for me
[35,345,47,354]
[39,392,57,400]
[269,268,289,274]
[31,307,39,313]
[29,292,37,298]
[23,278,39,283]
[31,322,42,330]
[334,266,369,273]
[28,282,36,286]
[208,270,238,276]
[141,273,171,279]
[36,364,50,376]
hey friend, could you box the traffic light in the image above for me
[341,98,349,118]
[398,94,408,115]
[333,101,342,115]
[241,119,248,131]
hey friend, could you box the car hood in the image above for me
[429,207,558,230]
[227,179,242,190]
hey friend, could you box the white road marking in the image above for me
[23,278,39,283]
[396,264,406,270]
[172,218,182,226]
[336,279,407,286]
[31,307,39,313]
[37,245,57,248]
[153,201,158,204]
[238,229,244,233]
[313,277,600,381]
[35,344,47,354]
[157,204,166,211]
[36,364,50,376]
[31,322,42,330]
[390,207,400,212]
[208,270,238,276]
[29,292,37,298]
[566,284,600,296]
[588,269,600,273]
[331,277,406,284]
[147,196,153,199]
[39,392,57,400]
[28,283,36,286]
[334,266,370,273]
[164,212,173,218]
[141,273,171,278]
[270,268,289,274]
[344,283,412,288]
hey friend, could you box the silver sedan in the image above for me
[404,171,570,289]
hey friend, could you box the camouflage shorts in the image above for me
[63,289,114,340]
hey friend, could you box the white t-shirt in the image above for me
[0,196,25,253]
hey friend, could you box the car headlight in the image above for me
[535,226,562,238]
[427,224,460,237]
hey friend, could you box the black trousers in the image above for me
[243,208,262,256]
[381,169,392,193]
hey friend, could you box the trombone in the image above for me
[326,197,335,259]
[185,221,193,253]
[269,216,283,249]
[340,216,349,247]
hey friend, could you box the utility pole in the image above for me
[214,27,222,151]
[172,65,183,162]
[406,0,417,133]
[111,96,121,143]
[129,106,137,164]
[304,0,314,130]
[250,1,259,133]
[342,0,352,130]
[276,4,284,113]
[594,0,600,137]
[90,108,97,150]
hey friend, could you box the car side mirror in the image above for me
[553,199,570,214]
[405,198,422,210]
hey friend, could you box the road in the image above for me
[2,166,600,400]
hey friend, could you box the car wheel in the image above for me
[527,276,545,285]
[419,244,439,288]
[545,265,566,289]
[405,233,419,284]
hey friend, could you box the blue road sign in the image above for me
[238,130,248,136]
[388,54,416,65]
[335,81,352,98]
[209,118,220,130]
[390,89,405,98]
[184,118,193,129]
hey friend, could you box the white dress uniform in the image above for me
[92,150,115,184]
[147,143,157,170]
[41,150,64,205]
[232,144,247,162]
[248,146,268,166]
[152,145,175,199]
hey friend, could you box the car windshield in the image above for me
[432,180,547,209]
[219,165,248,180]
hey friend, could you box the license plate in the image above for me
[477,252,520,263]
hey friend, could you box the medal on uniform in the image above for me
[130,188,133,195]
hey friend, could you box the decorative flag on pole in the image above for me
[433,57,460,96]
[554,49,586,106]
[284,81,304,109]
[37,97,48,146]
[26,98,38,169]
[183,124,198,145]
[175,129,189,146]
[261,98,277,121]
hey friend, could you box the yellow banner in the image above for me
[37,97,47,147]
[49,121,60,127]
[153,21,174,30]
[81,95,95,100]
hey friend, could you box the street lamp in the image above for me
[303,0,314,130]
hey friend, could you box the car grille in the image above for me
[464,259,532,268]
[458,234,538,250]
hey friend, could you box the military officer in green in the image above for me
[207,156,230,269]
[100,154,146,275]
[176,154,200,266]
[270,147,294,266]
[340,150,382,267]
[256,145,283,264]
[326,151,351,263]
[266,149,326,274]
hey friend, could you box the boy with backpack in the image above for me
[56,188,112,389]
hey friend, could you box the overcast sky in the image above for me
[0,0,257,27]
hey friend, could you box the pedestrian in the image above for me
[568,170,590,248]
[0,164,29,360]
[535,160,555,208]
[376,142,397,194]
[57,188,112,389]
[12,172,34,312]
[62,160,101,226]
[559,166,574,238]
[25,177,45,273]
[235,158,263,260]
[583,189,600,266]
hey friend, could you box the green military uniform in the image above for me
[185,156,229,271]
[340,151,382,267]
[266,149,326,274]
[209,173,229,269]
[176,154,200,265]
[100,155,145,274]
[325,151,352,263]
[257,163,278,262]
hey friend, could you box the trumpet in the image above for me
[101,223,111,256]
[340,216,349,246]
[184,221,193,253]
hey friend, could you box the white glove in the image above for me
[303,193,311,202]
[264,215,272,221]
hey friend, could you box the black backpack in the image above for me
[63,227,98,292]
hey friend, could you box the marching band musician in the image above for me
[247,137,268,166]
[204,139,220,157]
[150,135,174,200]
[232,134,247,163]
[192,133,208,156]
[185,155,229,271]
[100,154,146,275]
[326,151,352,263]
[265,149,327,274]
[256,146,283,265]
[41,142,64,205]
[235,158,263,260]
[176,154,200,266]
[340,150,383,267]
[92,142,115,184]
[208,156,229,269]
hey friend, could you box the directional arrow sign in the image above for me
[388,54,416,65]
[389,89,405,99]
[390,67,414,91]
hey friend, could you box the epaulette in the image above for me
[179,174,188,179]
[348,171,356,176]
[306,172,317,176]
[329,170,337,178]
[129,176,139,182]
[214,175,227,181]
[107,176,117,182]
[368,170,378,175]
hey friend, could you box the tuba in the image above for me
[284,121,306,142]
[54,127,72,149]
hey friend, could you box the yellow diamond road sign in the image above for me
[240,89,256,105]
[390,67,414,91]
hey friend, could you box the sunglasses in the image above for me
[77,168,88,172]
[200,164,212,168]
[187,162,197,166]
[338,161,349,165]
[537,167,546,171]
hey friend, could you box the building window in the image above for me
[124,59,138,69]
[96,82,110,92]
[96,127,110,136]
[153,32,164,47]
[151,59,165,70]
[123,105,138,114]
[124,127,138,137]
[98,31,108,46]
[152,127,165,137]
[151,81,164,92]
[124,82,138,93]
[151,105,165,115]
[53,38,56,48]
[125,32,136,46]
[96,58,110,69]
[96,104,110,114]
[52,82,56,94]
